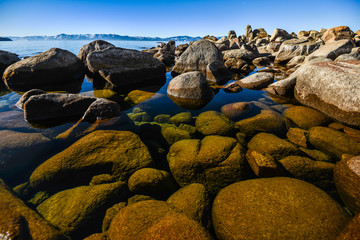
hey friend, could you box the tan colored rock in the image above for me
[322,26,354,44]
[334,156,360,214]
[336,213,360,240]
[212,177,350,240]
[246,150,282,177]
[286,127,308,148]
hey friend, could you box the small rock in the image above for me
[299,147,334,163]
[221,102,251,121]
[154,114,170,123]
[252,56,271,67]
[160,123,192,146]
[206,60,232,84]
[246,149,282,177]
[222,81,243,93]
[284,106,332,130]
[286,127,308,148]
[82,98,120,123]
[270,28,293,42]
[238,72,274,90]
[195,111,234,136]
[169,112,193,126]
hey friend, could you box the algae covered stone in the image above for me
[284,106,332,130]
[212,177,350,240]
[167,183,211,229]
[247,132,300,160]
[196,111,234,136]
[37,181,128,238]
[169,112,193,126]
[128,168,178,199]
[286,127,308,148]
[0,179,69,240]
[334,156,360,214]
[235,110,285,137]
[30,130,153,191]
[308,126,360,160]
[108,200,213,240]
[246,150,282,177]
[336,213,360,240]
[160,123,192,146]
[168,136,251,194]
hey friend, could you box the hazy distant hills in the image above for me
[7,34,202,42]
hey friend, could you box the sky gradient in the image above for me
[0,0,359,37]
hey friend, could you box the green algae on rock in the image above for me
[169,112,194,126]
[308,126,360,160]
[212,177,350,240]
[128,168,178,199]
[168,136,251,195]
[284,106,332,130]
[167,183,211,229]
[246,149,283,177]
[160,123,193,146]
[196,111,235,136]
[30,130,153,191]
[36,181,128,239]
[334,156,360,214]
[247,132,300,160]
[108,200,213,240]
[0,179,69,240]
[235,110,285,137]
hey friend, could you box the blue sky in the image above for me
[0,0,359,37]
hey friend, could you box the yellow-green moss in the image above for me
[284,106,332,130]
[169,112,193,126]
[196,111,234,136]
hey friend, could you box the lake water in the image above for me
[0,40,285,186]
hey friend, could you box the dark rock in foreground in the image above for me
[86,47,166,88]
[294,60,360,127]
[3,48,85,92]
[0,50,20,81]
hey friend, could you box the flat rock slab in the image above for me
[294,60,360,127]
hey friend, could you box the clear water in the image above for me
[0,40,285,185]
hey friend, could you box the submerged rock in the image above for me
[167,71,214,100]
[236,110,285,137]
[168,136,251,194]
[108,200,213,240]
[86,47,166,88]
[212,177,350,240]
[308,126,360,160]
[0,179,69,240]
[336,213,360,239]
[195,111,234,136]
[284,106,332,130]
[334,156,360,214]
[294,60,360,127]
[128,168,178,199]
[238,72,274,90]
[167,183,211,229]
[221,102,251,121]
[247,132,299,160]
[246,150,282,177]
[30,130,153,191]
[169,112,193,126]
[3,48,85,92]
[37,182,128,238]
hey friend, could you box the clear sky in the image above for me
[0,0,359,37]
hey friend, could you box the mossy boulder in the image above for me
[284,106,332,130]
[102,202,127,232]
[308,126,360,160]
[279,156,335,188]
[235,110,285,137]
[212,177,350,240]
[108,200,213,240]
[0,179,69,240]
[247,132,300,160]
[167,183,211,229]
[128,168,178,199]
[246,150,283,177]
[160,123,192,146]
[299,147,334,163]
[334,156,360,214]
[168,136,251,194]
[169,112,193,126]
[154,114,171,123]
[36,181,128,238]
[336,213,360,240]
[195,111,234,136]
[30,130,153,191]
[128,112,153,122]
[286,127,308,148]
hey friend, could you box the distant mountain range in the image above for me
[6,34,202,42]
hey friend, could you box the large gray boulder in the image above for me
[86,47,166,88]
[3,48,85,92]
[223,47,259,63]
[305,39,353,61]
[172,40,225,77]
[275,39,321,64]
[167,71,214,100]
[294,60,360,127]
[78,40,115,63]
[23,92,96,122]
